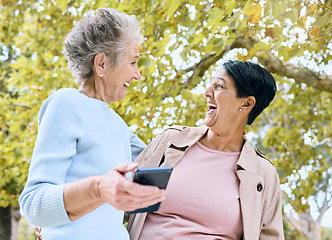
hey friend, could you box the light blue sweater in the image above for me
[19,88,146,240]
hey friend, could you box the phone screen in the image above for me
[127,167,172,214]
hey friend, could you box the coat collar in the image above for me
[163,125,208,168]
[170,125,209,148]
[236,140,261,174]
[169,125,261,172]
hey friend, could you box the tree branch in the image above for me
[161,34,259,99]
[162,33,332,101]
[220,34,332,93]
[255,50,332,93]
[285,212,312,239]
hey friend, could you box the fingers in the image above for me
[122,194,166,212]
[113,162,138,174]
[35,227,42,240]
[109,187,166,212]
[98,163,167,211]
[121,178,161,196]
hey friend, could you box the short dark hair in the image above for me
[223,60,277,125]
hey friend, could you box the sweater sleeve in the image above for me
[19,89,86,227]
[129,132,146,161]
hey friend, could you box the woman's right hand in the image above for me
[63,162,167,221]
[96,163,167,212]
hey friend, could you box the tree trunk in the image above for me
[0,206,12,240]
[312,221,321,240]
[11,208,21,240]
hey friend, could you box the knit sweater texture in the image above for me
[19,88,146,240]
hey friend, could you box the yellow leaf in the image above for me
[310,27,321,36]
[309,3,317,15]
[244,4,262,24]
[301,15,307,26]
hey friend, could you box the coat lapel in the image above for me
[162,125,208,168]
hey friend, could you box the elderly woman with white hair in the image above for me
[19,8,165,240]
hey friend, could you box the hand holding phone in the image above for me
[127,167,172,214]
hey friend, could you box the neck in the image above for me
[79,79,111,104]
[200,127,245,152]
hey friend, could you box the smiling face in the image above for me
[102,40,141,102]
[204,68,246,130]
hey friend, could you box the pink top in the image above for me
[138,142,243,240]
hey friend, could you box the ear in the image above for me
[242,96,256,111]
[93,52,107,76]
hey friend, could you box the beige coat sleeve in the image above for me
[260,168,284,240]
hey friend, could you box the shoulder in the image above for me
[42,88,82,108]
[47,88,81,103]
[243,140,279,176]
[163,125,187,133]
[255,148,274,166]
[158,125,187,140]
[254,148,281,186]
[38,88,85,122]
[39,88,82,111]
[144,125,187,152]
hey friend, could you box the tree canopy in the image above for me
[0,0,331,239]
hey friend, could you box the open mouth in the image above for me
[207,103,217,114]
[124,82,130,88]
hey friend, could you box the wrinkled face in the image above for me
[204,68,244,128]
[104,40,141,102]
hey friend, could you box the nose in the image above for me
[133,66,142,80]
[204,85,213,98]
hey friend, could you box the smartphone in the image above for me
[127,167,172,214]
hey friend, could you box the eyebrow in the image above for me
[215,76,226,83]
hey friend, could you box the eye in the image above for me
[215,84,224,90]
[131,61,137,65]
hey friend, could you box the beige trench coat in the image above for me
[127,126,284,240]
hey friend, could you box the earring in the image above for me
[239,108,242,112]
[99,73,103,77]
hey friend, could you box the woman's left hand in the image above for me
[35,226,42,240]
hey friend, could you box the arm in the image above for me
[129,132,147,161]
[19,90,166,226]
[260,170,285,240]
[64,162,166,221]
[19,90,85,226]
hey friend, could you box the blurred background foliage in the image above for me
[0,0,331,239]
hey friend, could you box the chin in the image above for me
[204,119,212,128]
[118,94,126,101]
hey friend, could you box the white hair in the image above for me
[63,8,143,85]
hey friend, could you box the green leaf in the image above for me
[312,16,329,28]
[242,0,254,13]
[224,1,237,15]
[163,0,182,17]
[55,0,68,12]
[272,3,288,18]
[206,8,224,29]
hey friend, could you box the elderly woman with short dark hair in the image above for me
[19,8,165,240]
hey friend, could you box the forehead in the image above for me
[213,68,232,83]
[123,41,139,59]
